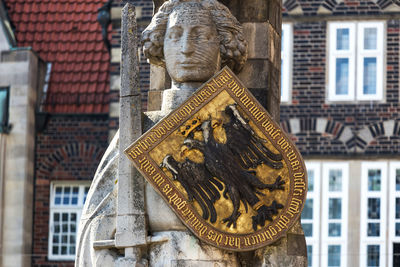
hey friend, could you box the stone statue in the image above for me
[142,0,247,112]
[76,1,306,266]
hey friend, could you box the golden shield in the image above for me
[125,67,307,251]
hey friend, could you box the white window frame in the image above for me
[303,161,321,267]
[328,22,356,101]
[281,23,292,103]
[48,182,90,261]
[356,22,384,101]
[321,162,349,267]
[328,21,385,102]
[359,162,387,267]
[389,162,400,267]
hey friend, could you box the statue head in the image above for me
[142,0,247,84]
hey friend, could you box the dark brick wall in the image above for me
[283,0,386,16]
[281,1,400,156]
[331,1,381,15]
[32,115,109,267]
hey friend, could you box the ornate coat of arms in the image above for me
[125,67,307,251]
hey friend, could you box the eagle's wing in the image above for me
[161,154,223,224]
[224,104,283,169]
[179,159,223,223]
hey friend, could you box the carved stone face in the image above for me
[164,3,221,83]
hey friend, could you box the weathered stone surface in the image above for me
[145,183,186,231]
[1,49,29,62]
[267,62,281,99]
[0,50,39,267]
[0,62,29,85]
[266,94,280,123]
[161,88,198,111]
[143,108,188,232]
[120,4,139,98]
[148,231,239,267]
[78,1,307,266]
[76,134,120,266]
[220,0,282,30]
[253,220,307,267]
[239,0,269,22]
[243,22,269,59]
[238,59,269,89]
[267,0,282,31]
[243,22,280,69]
[116,3,147,250]
[150,65,171,91]
[248,88,268,107]
[147,90,163,111]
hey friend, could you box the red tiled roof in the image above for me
[5,0,110,113]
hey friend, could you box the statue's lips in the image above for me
[178,62,200,68]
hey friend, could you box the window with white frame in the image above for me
[302,162,321,267]
[328,21,384,101]
[321,163,349,267]
[48,183,90,260]
[360,162,387,267]
[389,163,400,267]
[281,23,292,103]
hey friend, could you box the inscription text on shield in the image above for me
[125,67,307,251]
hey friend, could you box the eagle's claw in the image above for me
[268,176,285,192]
[252,201,283,231]
[223,212,241,228]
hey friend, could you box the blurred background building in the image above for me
[281,1,400,267]
[1,0,400,266]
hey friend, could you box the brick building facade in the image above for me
[281,1,400,267]
[2,0,112,266]
[32,115,108,266]
[3,0,400,266]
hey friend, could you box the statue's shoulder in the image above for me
[144,110,170,131]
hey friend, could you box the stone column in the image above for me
[116,4,147,266]
[220,1,307,265]
[219,0,282,121]
[0,49,42,267]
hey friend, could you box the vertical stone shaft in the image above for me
[116,3,147,249]
[230,0,282,121]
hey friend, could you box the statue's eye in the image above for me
[192,120,197,124]
[191,27,209,39]
[186,125,190,130]
[181,131,186,135]
[167,28,182,40]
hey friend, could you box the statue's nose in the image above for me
[180,36,195,55]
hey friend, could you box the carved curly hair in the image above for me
[142,0,248,73]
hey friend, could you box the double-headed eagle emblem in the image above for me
[160,104,285,230]
[126,68,307,250]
